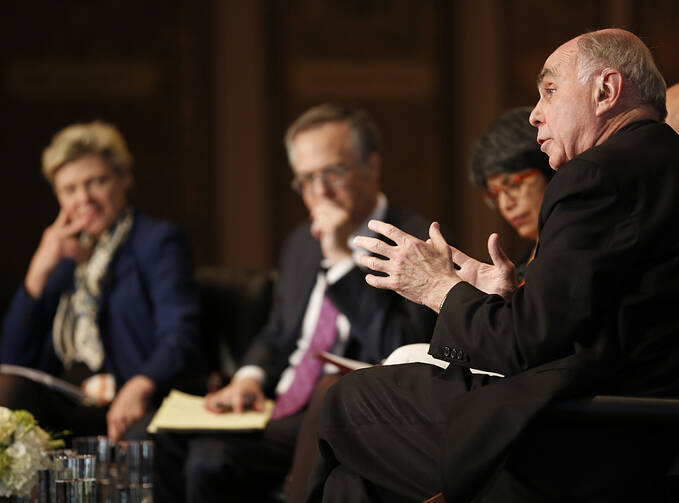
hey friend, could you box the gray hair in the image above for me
[284,103,382,165]
[576,30,667,120]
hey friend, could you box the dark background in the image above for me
[2,0,679,316]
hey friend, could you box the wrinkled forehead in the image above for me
[538,39,579,86]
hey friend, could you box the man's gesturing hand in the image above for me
[353,220,460,312]
[354,221,520,311]
[449,233,518,300]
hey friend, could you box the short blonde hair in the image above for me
[42,121,133,184]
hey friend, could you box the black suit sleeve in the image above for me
[430,160,631,376]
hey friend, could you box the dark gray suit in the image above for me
[155,203,438,503]
[243,204,439,394]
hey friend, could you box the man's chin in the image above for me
[548,154,565,171]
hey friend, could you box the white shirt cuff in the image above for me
[233,365,266,386]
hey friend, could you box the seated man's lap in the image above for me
[179,411,303,500]
[316,362,488,501]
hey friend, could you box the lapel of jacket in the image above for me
[287,225,324,328]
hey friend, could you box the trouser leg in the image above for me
[286,373,342,503]
[308,363,486,502]
[154,411,303,503]
[322,465,413,503]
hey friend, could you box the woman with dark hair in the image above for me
[470,106,554,274]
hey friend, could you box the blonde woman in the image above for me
[1,121,200,441]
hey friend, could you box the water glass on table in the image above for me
[71,436,113,503]
[113,441,153,503]
[53,454,97,503]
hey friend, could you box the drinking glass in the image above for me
[113,441,153,503]
[72,436,113,502]
[53,454,97,503]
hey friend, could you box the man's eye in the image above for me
[326,166,347,177]
[545,88,556,95]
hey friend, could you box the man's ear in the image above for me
[595,68,623,116]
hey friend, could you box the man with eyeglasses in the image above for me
[155,103,438,502]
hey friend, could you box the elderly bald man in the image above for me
[307,29,679,503]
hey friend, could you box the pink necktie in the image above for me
[272,293,340,419]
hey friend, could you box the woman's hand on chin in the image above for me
[24,209,91,298]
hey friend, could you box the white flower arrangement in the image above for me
[0,407,56,498]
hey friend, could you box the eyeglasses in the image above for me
[483,169,542,207]
[291,164,353,194]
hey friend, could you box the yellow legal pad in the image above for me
[147,389,274,433]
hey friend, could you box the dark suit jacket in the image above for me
[1,211,201,388]
[241,204,438,394]
[429,121,679,501]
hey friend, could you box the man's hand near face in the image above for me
[310,199,354,265]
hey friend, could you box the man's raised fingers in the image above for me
[353,235,393,256]
[364,273,394,291]
[449,244,471,266]
[356,253,389,274]
[367,219,410,245]
[428,222,449,250]
[487,233,512,268]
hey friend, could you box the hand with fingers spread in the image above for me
[24,208,93,298]
[448,232,518,300]
[310,199,354,265]
[203,377,266,414]
[354,220,461,312]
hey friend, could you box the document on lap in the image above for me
[147,389,274,433]
[315,351,372,373]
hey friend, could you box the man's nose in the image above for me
[529,102,543,127]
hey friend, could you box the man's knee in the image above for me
[184,440,233,498]
[317,369,367,431]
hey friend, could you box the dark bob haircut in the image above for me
[470,106,554,189]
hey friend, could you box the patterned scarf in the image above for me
[52,208,134,372]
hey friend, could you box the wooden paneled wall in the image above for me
[2,0,679,316]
